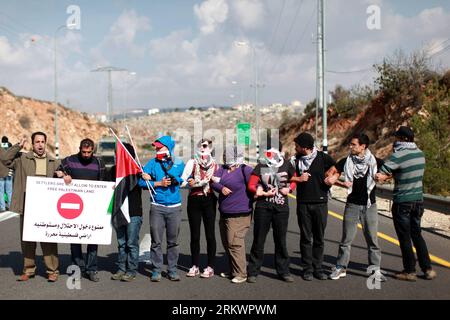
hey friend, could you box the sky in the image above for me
[0,0,449,114]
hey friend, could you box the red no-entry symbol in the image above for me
[57,193,84,219]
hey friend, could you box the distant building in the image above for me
[148,108,160,115]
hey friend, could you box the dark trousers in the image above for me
[247,205,290,277]
[70,244,98,274]
[187,194,217,267]
[392,201,432,273]
[296,202,328,273]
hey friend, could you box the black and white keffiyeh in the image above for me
[344,148,377,208]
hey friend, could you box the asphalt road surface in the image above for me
[0,190,449,300]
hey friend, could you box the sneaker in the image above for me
[231,276,247,284]
[121,273,136,282]
[395,271,417,282]
[200,266,214,278]
[329,267,347,280]
[111,271,125,281]
[424,269,437,280]
[279,274,294,283]
[220,272,232,279]
[168,271,180,281]
[186,265,200,277]
[302,272,313,281]
[372,269,387,282]
[247,276,257,283]
[150,271,161,282]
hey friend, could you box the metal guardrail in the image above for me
[375,184,450,215]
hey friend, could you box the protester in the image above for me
[0,132,60,282]
[181,139,218,278]
[290,132,335,281]
[376,126,437,281]
[139,136,185,282]
[0,136,13,212]
[247,142,296,283]
[325,133,386,281]
[110,143,143,282]
[211,145,253,284]
[58,138,107,282]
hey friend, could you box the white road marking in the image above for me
[0,211,19,223]
[139,233,152,264]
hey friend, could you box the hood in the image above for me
[155,135,176,156]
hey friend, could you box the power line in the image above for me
[429,43,450,58]
[268,0,305,74]
[426,38,450,55]
[291,3,316,55]
[259,0,287,72]
[326,67,372,74]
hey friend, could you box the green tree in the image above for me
[411,78,450,196]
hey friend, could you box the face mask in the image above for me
[262,148,283,167]
[156,150,169,161]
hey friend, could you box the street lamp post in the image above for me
[235,41,260,159]
[54,24,76,159]
[91,66,128,122]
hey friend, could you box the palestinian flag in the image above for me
[112,138,141,229]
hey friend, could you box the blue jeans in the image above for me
[70,244,98,274]
[150,204,182,273]
[0,176,13,210]
[115,216,143,275]
[336,203,381,268]
[392,201,431,273]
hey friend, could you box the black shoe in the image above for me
[313,271,328,280]
[302,272,313,281]
[85,272,100,282]
[279,274,294,283]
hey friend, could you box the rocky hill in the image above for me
[0,87,109,157]
[281,69,450,161]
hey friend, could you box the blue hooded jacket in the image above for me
[138,136,185,205]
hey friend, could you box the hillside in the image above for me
[0,87,109,157]
[281,69,450,161]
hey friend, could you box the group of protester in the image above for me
[0,126,437,284]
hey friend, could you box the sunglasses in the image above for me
[201,143,209,148]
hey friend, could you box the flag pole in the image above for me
[123,126,157,197]
[109,128,155,202]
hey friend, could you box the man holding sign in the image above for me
[58,138,107,282]
[0,132,61,282]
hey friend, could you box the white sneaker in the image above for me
[200,266,214,278]
[186,265,200,277]
[231,276,247,284]
[329,267,347,280]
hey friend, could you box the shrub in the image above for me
[411,78,450,196]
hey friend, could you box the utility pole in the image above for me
[317,0,327,152]
[91,66,127,122]
[54,23,76,159]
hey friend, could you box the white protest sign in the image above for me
[23,177,115,244]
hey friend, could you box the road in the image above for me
[0,190,449,300]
